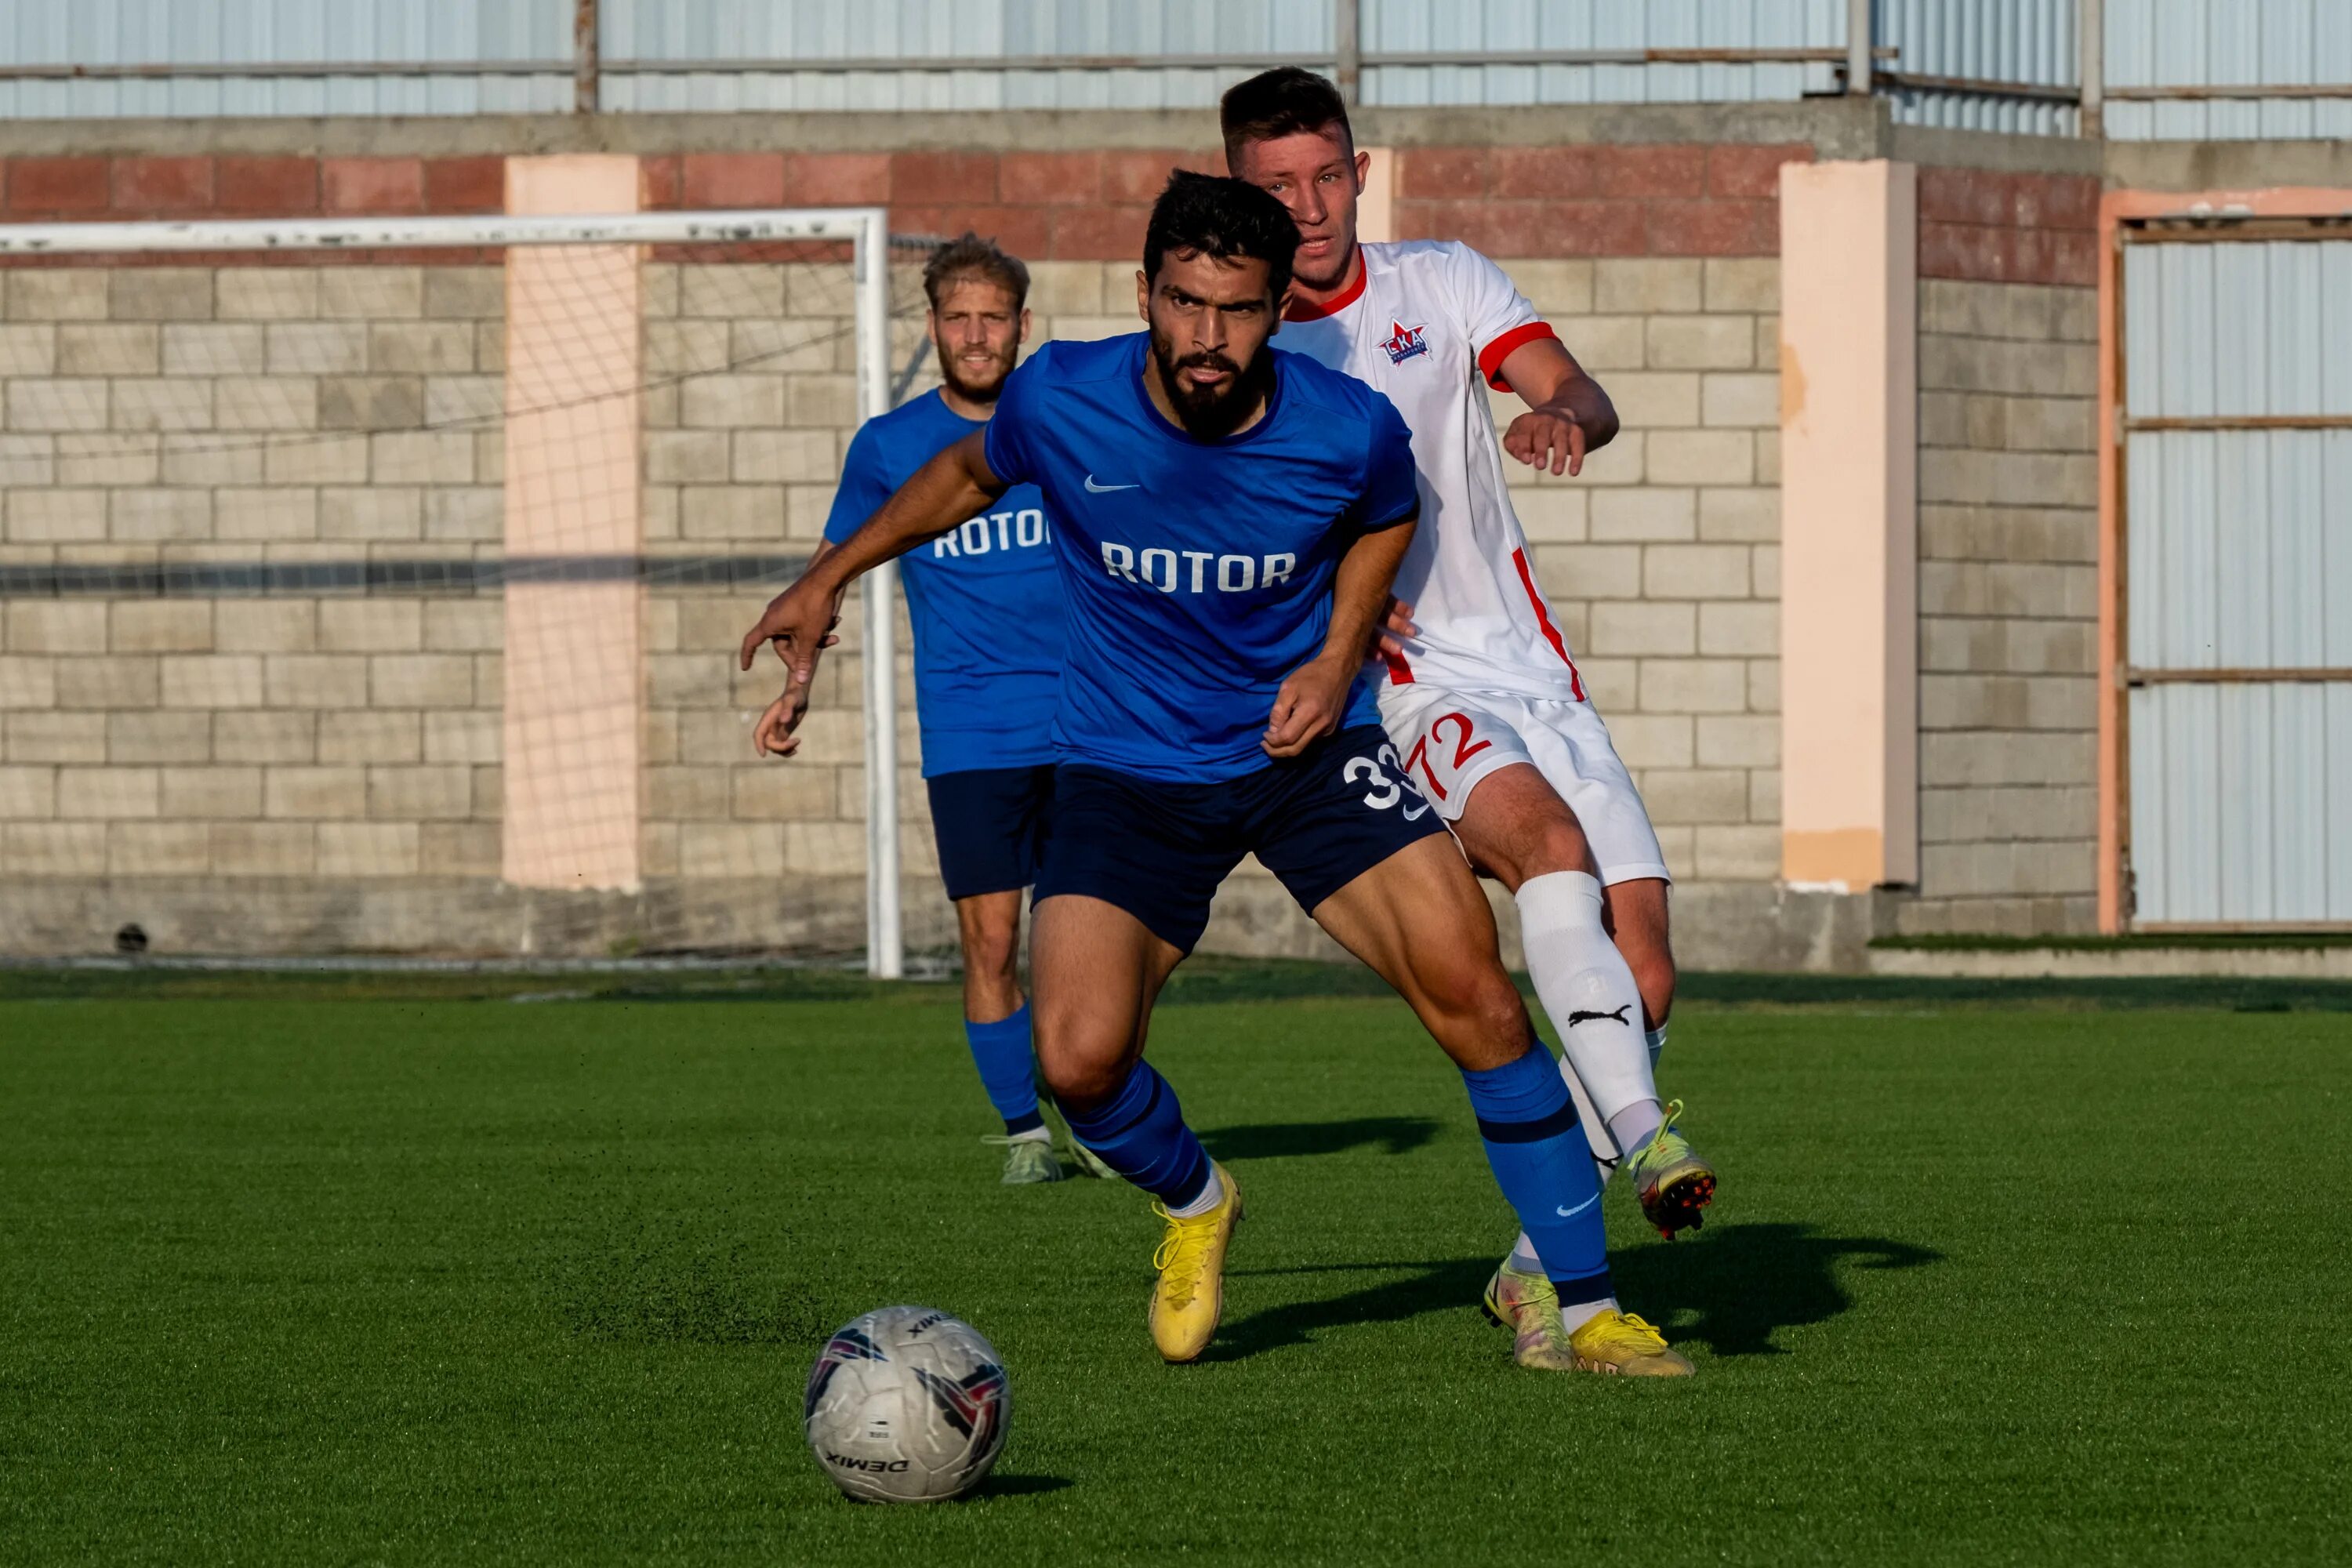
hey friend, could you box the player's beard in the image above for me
[936,339,1016,405]
[1149,335,1274,441]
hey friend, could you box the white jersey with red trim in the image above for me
[1277,240,1584,703]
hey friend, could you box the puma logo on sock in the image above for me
[1566,1004,1633,1028]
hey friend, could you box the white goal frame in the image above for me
[0,208,906,977]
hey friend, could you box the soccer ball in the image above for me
[803,1305,1011,1503]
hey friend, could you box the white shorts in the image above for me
[1376,681,1671,887]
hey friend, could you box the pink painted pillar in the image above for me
[1777,159,1918,891]
[501,155,644,892]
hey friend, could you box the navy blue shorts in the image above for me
[1033,724,1446,954]
[926,764,1056,901]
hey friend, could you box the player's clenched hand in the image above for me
[1375,597,1418,659]
[1263,652,1354,758]
[738,579,841,686]
[1503,408,1587,477]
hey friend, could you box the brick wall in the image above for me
[1492,254,1785,887]
[0,141,1834,960]
[1396,143,1809,256]
[0,263,504,891]
[1903,169,2100,935]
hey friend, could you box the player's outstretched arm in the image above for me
[737,430,1007,690]
[1497,336,1619,477]
[1264,514,1418,758]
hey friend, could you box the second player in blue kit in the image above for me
[745,173,1690,1374]
[762,235,1105,1186]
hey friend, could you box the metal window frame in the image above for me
[2098,188,2352,934]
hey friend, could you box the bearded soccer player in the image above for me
[1222,68,1718,1361]
[758,234,1110,1187]
[743,172,1690,1376]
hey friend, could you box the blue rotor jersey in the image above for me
[823,390,1063,777]
[982,333,1420,784]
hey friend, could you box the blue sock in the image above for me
[965,1004,1043,1135]
[1057,1060,1213,1207]
[1461,1045,1613,1300]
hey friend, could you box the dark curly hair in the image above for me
[1142,170,1299,305]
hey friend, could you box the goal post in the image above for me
[0,207,910,975]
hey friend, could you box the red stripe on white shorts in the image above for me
[1510,546,1586,702]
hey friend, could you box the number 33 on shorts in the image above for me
[1342,745,1431,819]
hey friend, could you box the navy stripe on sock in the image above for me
[1474,1101,1581,1144]
[1166,1149,1214,1210]
[1091,1070,1165,1142]
[1002,1110,1045,1135]
[1548,1265,1614,1300]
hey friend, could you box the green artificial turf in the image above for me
[2,987,2347,1563]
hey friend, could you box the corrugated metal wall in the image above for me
[2122,238,2352,925]
[0,0,572,118]
[2104,0,2352,140]
[1878,0,2078,136]
[0,0,2052,120]
[1356,0,1842,108]
[602,0,1325,113]
[12,4,2352,141]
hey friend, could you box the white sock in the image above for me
[1557,1044,1617,1171]
[1010,1125,1052,1145]
[1608,1102,1663,1162]
[1646,1023,1668,1073]
[1166,1166,1224,1218]
[1557,1293,1617,1336]
[1517,869,1660,1145]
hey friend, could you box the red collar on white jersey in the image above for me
[1283,245,1368,322]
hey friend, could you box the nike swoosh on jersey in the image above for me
[1083,474,1139,492]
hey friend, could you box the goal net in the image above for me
[0,209,934,976]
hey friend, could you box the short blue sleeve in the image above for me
[822,422,898,546]
[979,350,1044,485]
[1356,391,1421,530]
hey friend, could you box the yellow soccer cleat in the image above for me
[1483,1260,1694,1377]
[1566,1309,1695,1377]
[1625,1098,1715,1240]
[1482,1259,1579,1370]
[1147,1161,1242,1363]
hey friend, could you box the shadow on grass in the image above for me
[972,1474,1075,1501]
[1201,1221,1940,1363]
[1612,1221,1942,1356]
[1200,1257,1496,1362]
[1200,1116,1441,1162]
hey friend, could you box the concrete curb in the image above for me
[1867,946,2352,980]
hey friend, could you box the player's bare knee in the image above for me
[1525,816,1594,881]
[1034,1032,1125,1112]
[1410,950,1530,1065]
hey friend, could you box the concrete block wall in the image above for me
[0,261,504,891]
[0,139,2118,960]
[1493,252,1786,886]
[1903,169,2101,935]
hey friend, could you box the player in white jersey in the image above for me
[1223,69,1717,1368]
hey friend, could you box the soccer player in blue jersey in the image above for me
[743,173,1690,1374]
[757,234,1108,1187]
